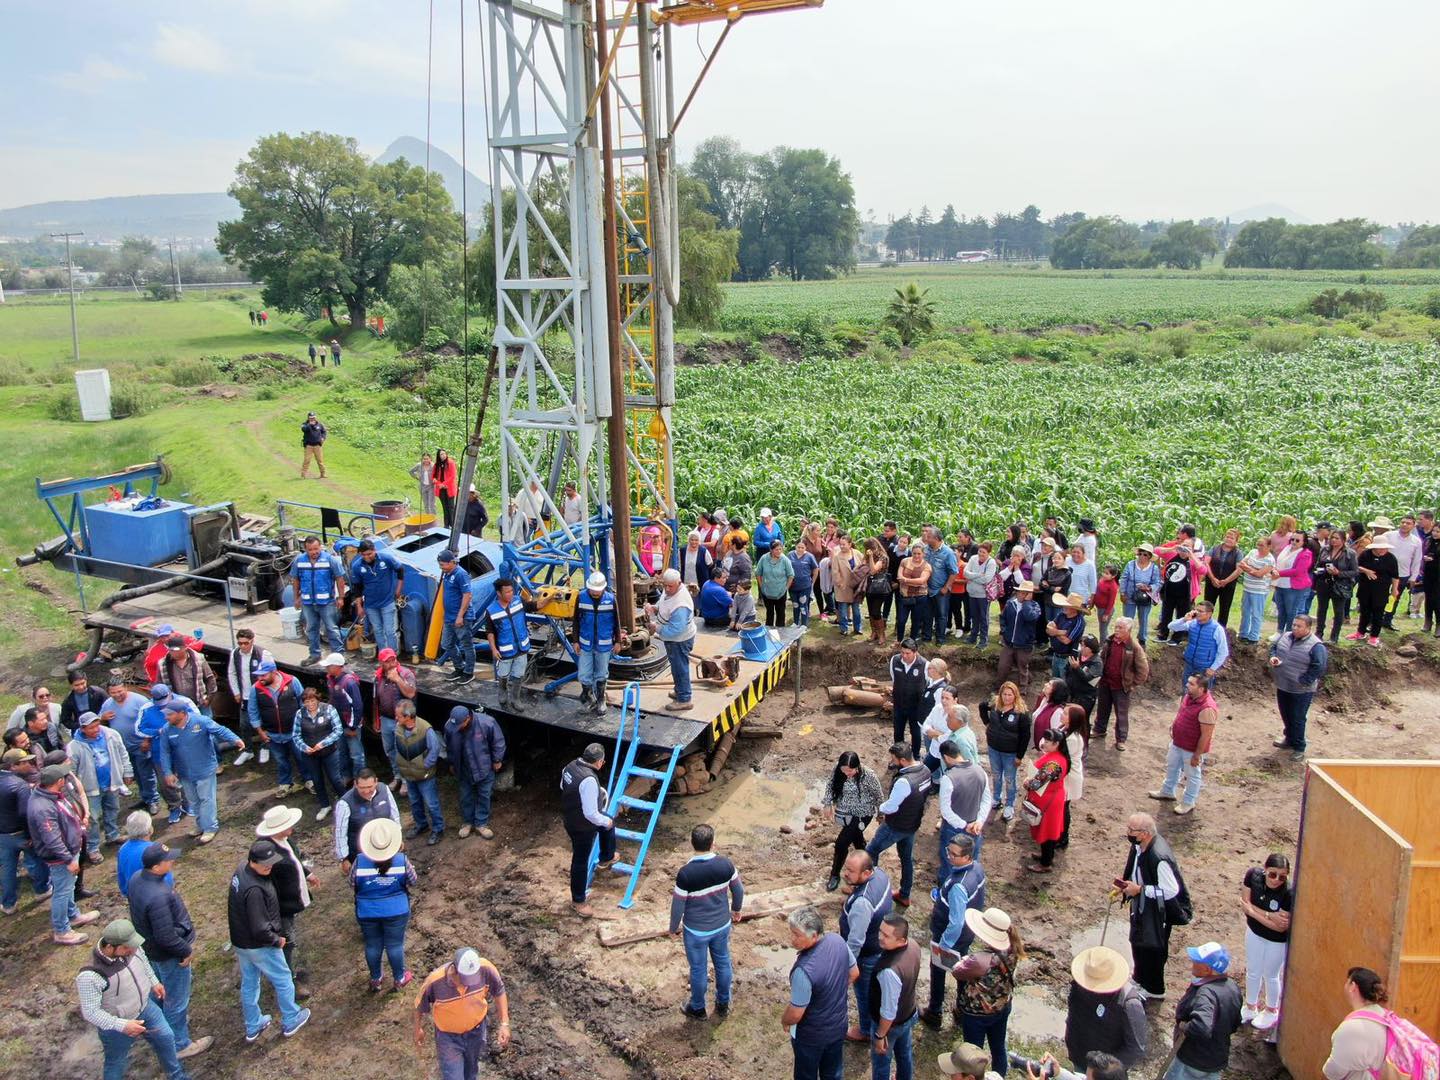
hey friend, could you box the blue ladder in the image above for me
[586,682,685,909]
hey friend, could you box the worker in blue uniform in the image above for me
[484,579,531,709]
[348,539,405,657]
[291,535,346,664]
[573,572,629,715]
[435,549,474,687]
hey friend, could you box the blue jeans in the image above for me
[179,773,219,835]
[47,860,81,933]
[929,593,950,640]
[302,603,343,655]
[966,595,991,645]
[360,913,409,980]
[871,1010,917,1080]
[267,734,303,788]
[1294,586,1314,618]
[494,654,527,680]
[457,762,495,826]
[578,648,612,685]
[87,790,120,855]
[854,952,880,1036]
[961,1001,1011,1076]
[938,822,982,884]
[442,619,475,676]
[895,595,923,641]
[988,748,1019,809]
[97,998,187,1080]
[1239,590,1267,642]
[0,831,48,909]
[1276,689,1313,752]
[792,1036,844,1080]
[1164,1062,1223,1080]
[339,730,367,782]
[379,716,400,777]
[1273,588,1299,634]
[866,823,917,900]
[665,638,694,702]
[129,744,159,804]
[1049,651,1072,679]
[364,602,399,654]
[1160,742,1205,808]
[303,749,345,806]
[837,600,863,634]
[236,944,304,1036]
[436,1024,489,1080]
[408,776,445,835]
[683,925,733,1011]
[151,956,193,1049]
[791,589,812,626]
[1121,601,1153,643]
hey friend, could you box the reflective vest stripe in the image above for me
[295,557,336,604]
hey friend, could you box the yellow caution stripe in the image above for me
[709,647,791,742]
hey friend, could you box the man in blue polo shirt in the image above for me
[349,539,404,657]
[923,527,959,644]
[436,550,474,686]
[139,686,198,826]
[291,536,346,665]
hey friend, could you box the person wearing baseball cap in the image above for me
[77,918,193,1079]
[300,411,327,478]
[444,704,506,840]
[27,760,100,944]
[414,946,511,1075]
[69,711,131,859]
[374,647,417,780]
[0,746,48,914]
[437,549,477,687]
[127,842,213,1060]
[227,839,310,1040]
[137,686,196,827]
[573,570,626,715]
[752,506,783,563]
[153,699,244,845]
[1169,942,1243,1078]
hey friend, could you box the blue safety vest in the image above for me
[486,598,530,658]
[294,553,338,605]
[352,852,412,919]
[575,589,617,651]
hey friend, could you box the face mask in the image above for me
[1127,833,1143,844]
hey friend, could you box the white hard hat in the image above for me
[586,571,608,591]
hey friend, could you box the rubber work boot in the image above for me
[579,684,593,707]
[496,679,511,709]
[591,683,608,714]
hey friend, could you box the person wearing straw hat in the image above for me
[414,946,511,1077]
[350,817,417,992]
[1118,544,1161,645]
[952,907,1025,1076]
[997,579,1042,693]
[1065,945,1147,1074]
[937,1041,1003,1079]
[1044,594,1087,680]
[255,805,316,996]
[1352,533,1400,647]
[76,918,192,1080]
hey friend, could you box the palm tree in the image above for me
[884,282,937,346]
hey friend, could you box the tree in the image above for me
[747,147,860,281]
[1224,217,1291,268]
[690,136,756,232]
[675,173,740,327]
[1150,220,1219,270]
[466,173,570,324]
[1225,217,1383,269]
[1392,224,1440,268]
[935,205,962,260]
[1049,216,1146,269]
[884,283,937,346]
[885,214,917,262]
[111,237,157,289]
[218,131,460,328]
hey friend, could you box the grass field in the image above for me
[717,263,1440,333]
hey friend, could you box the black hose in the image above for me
[65,627,105,675]
[97,554,232,610]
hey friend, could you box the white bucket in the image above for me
[278,607,303,641]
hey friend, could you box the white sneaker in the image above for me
[233,751,254,767]
[1001,806,1015,822]
[1252,1008,1279,1031]
[315,806,331,822]
[1240,1004,1257,1024]
[259,747,270,765]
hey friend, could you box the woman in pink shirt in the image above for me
[1273,531,1315,634]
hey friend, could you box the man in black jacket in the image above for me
[0,749,49,914]
[227,840,310,1040]
[461,486,490,538]
[1118,812,1188,1002]
[59,672,107,734]
[128,842,212,1060]
[1168,942,1243,1079]
[255,805,314,997]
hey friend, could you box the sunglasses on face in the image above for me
[1265,870,1289,882]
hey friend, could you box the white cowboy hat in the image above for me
[359,817,403,862]
[255,805,303,837]
[1071,945,1130,994]
[1368,537,1393,550]
[1367,516,1395,532]
[1056,592,1085,611]
[1016,580,1036,593]
[964,906,1013,951]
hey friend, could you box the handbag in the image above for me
[867,571,892,597]
[1020,797,1043,827]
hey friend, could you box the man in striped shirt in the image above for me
[669,824,744,1020]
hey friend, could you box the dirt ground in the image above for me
[5,627,1439,1080]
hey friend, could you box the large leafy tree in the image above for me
[218,131,459,328]
[1049,216,1147,269]
[1150,220,1220,270]
[689,136,756,232]
[1393,224,1440,268]
[741,147,860,281]
[675,173,739,328]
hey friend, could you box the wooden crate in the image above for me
[1282,761,1440,1079]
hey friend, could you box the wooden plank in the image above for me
[1396,961,1440,1040]
[1323,762,1440,859]
[598,883,816,947]
[1400,864,1440,1038]
[1281,766,1412,1080]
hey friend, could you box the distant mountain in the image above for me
[375,136,490,218]
[1227,203,1312,225]
[0,193,238,242]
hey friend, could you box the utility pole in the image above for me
[49,231,84,364]
[167,239,182,299]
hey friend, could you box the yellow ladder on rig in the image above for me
[609,22,668,520]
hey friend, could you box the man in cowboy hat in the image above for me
[937,1041,1002,1080]
[1045,593,1088,679]
[997,580,1042,693]
[255,805,317,997]
[414,946,511,1077]
[1065,945,1147,1073]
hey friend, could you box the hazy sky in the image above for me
[3,0,1436,224]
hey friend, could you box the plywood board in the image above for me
[1317,760,1440,859]
[1396,960,1440,1039]
[1281,766,1412,1080]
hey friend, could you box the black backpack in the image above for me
[1163,854,1194,926]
